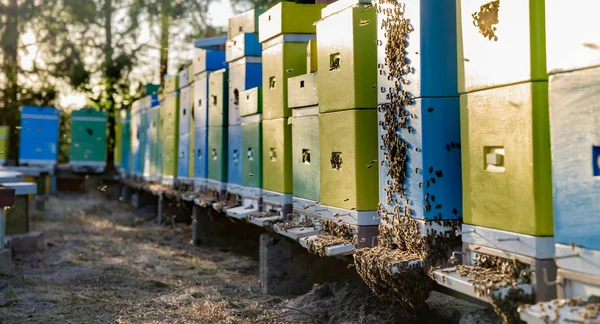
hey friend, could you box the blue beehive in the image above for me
[228,57,262,126]
[177,133,190,179]
[227,125,243,185]
[19,106,60,165]
[194,72,211,128]
[378,97,462,221]
[193,49,227,75]
[549,66,600,251]
[193,127,208,180]
[226,33,262,62]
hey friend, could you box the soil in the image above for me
[0,191,495,323]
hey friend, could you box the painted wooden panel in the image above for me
[460,81,553,236]
[549,67,600,250]
[227,125,243,185]
[5,196,28,235]
[317,3,377,113]
[19,140,58,165]
[71,109,107,142]
[377,0,458,103]
[179,85,192,135]
[20,106,60,140]
[164,75,179,93]
[378,97,462,220]
[208,126,228,182]
[240,87,262,117]
[226,33,262,62]
[258,3,325,43]
[457,0,547,92]
[307,39,317,73]
[0,126,8,163]
[177,133,189,178]
[228,8,265,39]
[162,135,178,177]
[262,118,292,193]
[228,58,262,125]
[193,127,208,180]
[242,121,262,189]
[288,72,317,108]
[194,72,211,128]
[162,92,179,137]
[70,141,106,164]
[320,109,378,211]
[545,0,600,74]
[208,69,229,127]
[292,115,320,201]
[193,50,226,75]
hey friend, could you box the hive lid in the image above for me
[320,0,373,20]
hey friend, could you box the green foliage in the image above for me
[59,110,72,164]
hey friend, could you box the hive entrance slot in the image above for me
[329,53,341,71]
[302,149,311,164]
[212,95,217,106]
[233,149,239,162]
[593,146,600,176]
[233,89,240,105]
[300,80,305,88]
[330,152,342,170]
[484,146,504,172]
[197,149,202,159]
[269,77,276,89]
[198,99,202,107]
[269,148,277,161]
[211,149,217,160]
[248,148,254,160]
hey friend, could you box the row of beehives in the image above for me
[117,0,600,320]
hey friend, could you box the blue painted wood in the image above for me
[549,67,600,250]
[194,36,227,50]
[177,133,190,178]
[378,97,462,220]
[193,126,208,180]
[227,125,243,185]
[229,59,262,125]
[193,50,227,75]
[19,139,58,164]
[377,0,458,104]
[226,33,262,62]
[19,106,60,164]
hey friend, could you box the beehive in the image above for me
[164,75,179,94]
[115,109,131,171]
[162,133,178,178]
[316,1,377,113]
[228,8,265,39]
[130,100,141,174]
[262,118,292,194]
[320,109,378,211]
[227,125,243,185]
[377,0,458,103]
[306,39,317,73]
[156,97,165,177]
[162,92,179,138]
[193,50,226,75]
[457,0,547,93]
[242,121,262,189]
[208,127,227,182]
[226,33,262,62]
[378,97,462,220]
[194,72,211,128]
[143,98,158,178]
[193,127,208,180]
[545,0,600,74]
[4,183,36,235]
[460,81,552,236]
[139,96,153,176]
[292,114,320,202]
[549,67,600,250]
[240,87,262,116]
[208,68,229,126]
[179,84,193,135]
[228,57,262,125]
[288,72,318,108]
[178,68,190,89]
[147,103,160,177]
[188,124,195,178]
[0,126,8,164]
[258,2,325,43]
[19,106,60,165]
[177,133,190,178]
[262,35,313,119]
[70,108,107,168]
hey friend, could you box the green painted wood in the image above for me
[242,121,262,188]
[208,126,228,181]
[262,118,292,193]
[292,115,319,201]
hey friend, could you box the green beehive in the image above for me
[0,126,8,164]
[460,81,553,236]
[258,2,325,43]
[162,135,177,177]
[162,92,179,137]
[262,118,292,194]
[208,69,229,126]
[70,108,107,167]
[262,36,311,119]
[115,109,131,170]
[208,127,228,182]
[319,109,378,211]
[115,112,123,167]
[292,115,319,201]
[242,121,262,189]
[240,87,262,117]
[307,39,318,73]
[316,1,377,113]
[148,106,160,177]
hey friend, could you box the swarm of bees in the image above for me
[472,0,500,41]
[330,153,342,170]
[518,297,600,323]
[274,217,317,232]
[245,210,278,221]
[304,219,357,257]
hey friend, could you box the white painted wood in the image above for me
[0,171,24,183]
[262,190,293,206]
[519,300,599,324]
[1,182,37,195]
[247,215,282,227]
[461,224,555,259]
[206,179,226,191]
[556,243,600,278]
[565,279,600,300]
[298,235,355,256]
[312,204,380,226]
[261,34,316,51]
[226,183,245,196]
[226,205,258,220]
[274,226,320,241]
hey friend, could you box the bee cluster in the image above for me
[518,297,600,323]
[305,219,357,257]
[194,189,221,207]
[245,210,278,221]
[212,192,240,212]
[273,216,317,232]
[330,153,342,170]
[472,0,500,42]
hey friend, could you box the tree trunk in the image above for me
[1,0,20,164]
[159,0,171,84]
[104,0,116,171]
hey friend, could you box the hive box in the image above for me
[378,97,462,220]
[179,84,193,135]
[162,135,178,178]
[193,127,208,180]
[208,69,229,126]
[287,73,318,108]
[228,8,265,39]
[179,67,190,89]
[262,118,292,194]
[162,92,179,137]
[228,57,262,125]
[460,81,552,236]
[0,126,8,164]
[549,67,600,250]
[164,74,179,94]
[262,34,313,119]
[307,39,317,73]
[227,125,243,186]
[226,33,262,62]
[138,96,152,176]
[70,108,107,168]
[320,109,378,211]
[147,102,160,177]
[19,106,60,165]
[242,121,262,189]
[115,109,131,171]
[258,2,325,43]
[292,113,320,201]
[194,72,211,128]
[193,50,226,75]
[545,0,600,74]
[316,1,377,112]
[457,0,547,93]
[208,127,227,182]
[240,87,262,116]
[177,133,190,179]
[143,96,159,178]
[377,0,458,103]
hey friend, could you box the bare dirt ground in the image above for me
[0,191,496,324]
